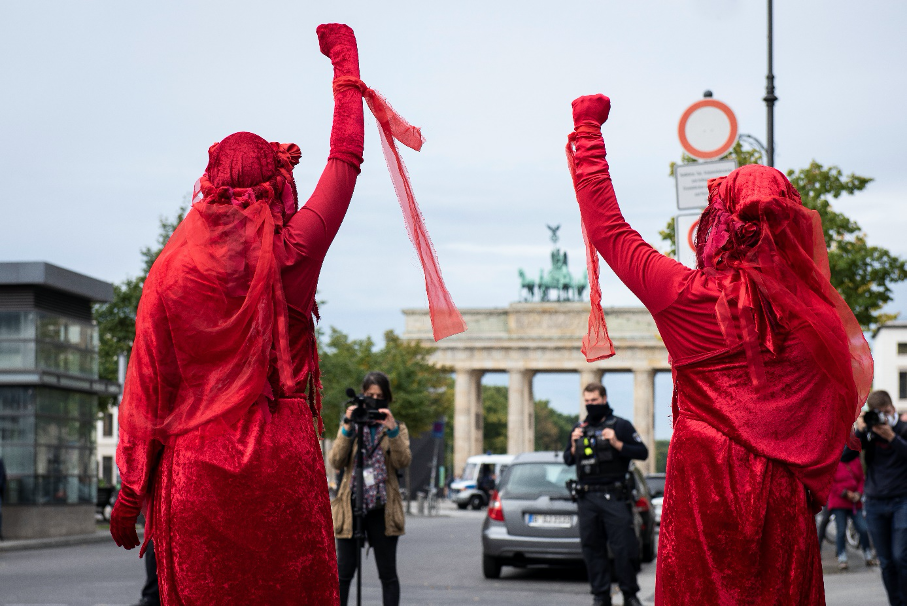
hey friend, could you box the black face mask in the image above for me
[585,404,612,424]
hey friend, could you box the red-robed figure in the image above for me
[566,95,873,605]
[108,24,465,605]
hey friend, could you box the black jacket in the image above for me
[842,419,907,499]
[563,414,648,484]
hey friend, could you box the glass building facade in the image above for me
[0,310,100,505]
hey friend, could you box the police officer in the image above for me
[564,383,647,606]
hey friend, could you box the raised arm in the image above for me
[569,95,691,315]
[281,24,365,309]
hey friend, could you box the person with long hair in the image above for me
[566,94,872,605]
[329,371,411,606]
[109,24,365,605]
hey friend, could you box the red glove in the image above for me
[316,23,364,170]
[572,94,611,129]
[109,486,142,550]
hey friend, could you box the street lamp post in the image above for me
[763,0,777,167]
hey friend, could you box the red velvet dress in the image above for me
[115,158,357,605]
[570,128,866,604]
[114,25,366,605]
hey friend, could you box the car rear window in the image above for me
[500,463,577,499]
[645,476,665,498]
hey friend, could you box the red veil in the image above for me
[119,133,305,444]
[695,165,873,447]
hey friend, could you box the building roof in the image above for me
[0,262,114,303]
[873,320,908,338]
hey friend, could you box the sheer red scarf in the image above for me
[334,76,466,341]
[566,129,615,361]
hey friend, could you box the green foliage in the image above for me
[318,328,452,438]
[660,149,905,331]
[535,400,576,452]
[787,162,905,330]
[655,439,670,473]
[478,384,576,454]
[481,385,509,454]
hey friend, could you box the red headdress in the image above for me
[120,132,310,443]
[695,164,872,446]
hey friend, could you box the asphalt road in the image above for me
[0,505,892,605]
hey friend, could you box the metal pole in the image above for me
[763,0,777,167]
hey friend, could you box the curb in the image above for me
[0,529,143,553]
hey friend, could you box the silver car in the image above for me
[481,451,656,579]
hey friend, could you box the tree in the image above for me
[318,328,452,438]
[787,162,906,329]
[659,149,905,331]
[481,385,509,454]
[534,400,576,452]
[478,385,576,454]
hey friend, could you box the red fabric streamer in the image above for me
[566,130,615,361]
[334,76,466,341]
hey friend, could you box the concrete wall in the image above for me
[3,505,95,539]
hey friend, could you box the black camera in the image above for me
[863,409,883,428]
[344,388,387,424]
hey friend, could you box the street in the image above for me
[0,505,892,605]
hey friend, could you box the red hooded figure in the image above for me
[567,94,872,605]
[110,24,365,605]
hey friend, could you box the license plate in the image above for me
[526,514,573,528]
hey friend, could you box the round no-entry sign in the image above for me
[678,99,738,160]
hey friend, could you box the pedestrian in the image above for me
[826,457,876,569]
[110,23,367,605]
[131,539,160,606]
[330,371,411,606]
[566,94,873,605]
[842,390,907,605]
[563,382,648,606]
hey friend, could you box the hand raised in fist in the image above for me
[572,94,611,129]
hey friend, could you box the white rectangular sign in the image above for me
[675,159,737,210]
[676,213,701,269]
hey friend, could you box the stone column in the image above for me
[507,369,536,454]
[633,368,656,475]
[454,369,484,476]
[507,369,525,455]
[522,371,535,453]
[578,368,603,419]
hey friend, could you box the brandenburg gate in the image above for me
[401,302,670,475]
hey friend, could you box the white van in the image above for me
[450,454,515,510]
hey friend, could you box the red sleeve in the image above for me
[571,130,692,316]
[279,159,358,312]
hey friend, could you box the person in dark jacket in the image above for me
[843,390,906,606]
[564,383,648,606]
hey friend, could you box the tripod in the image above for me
[342,388,387,606]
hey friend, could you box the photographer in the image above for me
[564,383,647,606]
[842,390,906,606]
[329,372,411,606]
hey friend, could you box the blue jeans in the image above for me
[831,507,871,558]
[865,496,907,606]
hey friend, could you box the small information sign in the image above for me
[674,159,737,210]
[676,213,701,269]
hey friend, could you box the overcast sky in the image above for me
[2,1,905,435]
